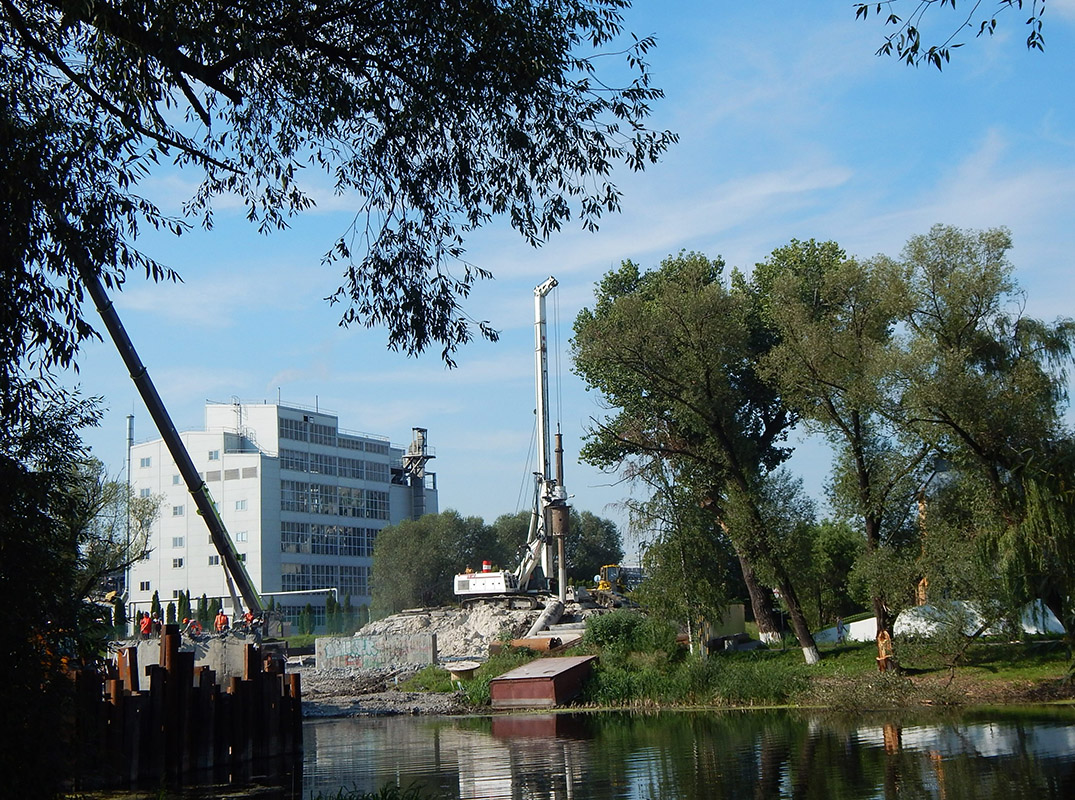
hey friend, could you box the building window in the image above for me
[208,450,220,461]
[224,468,240,480]
[139,487,151,498]
[281,480,310,512]
[172,558,184,568]
[139,581,150,591]
[171,537,184,548]
[172,474,182,485]
[311,524,339,555]
[172,505,184,516]
[340,565,369,597]
[173,590,180,598]
[280,563,311,592]
[242,466,258,479]
[206,470,221,481]
[208,555,220,566]
[139,456,152,468]
[365,461,390,483]
[366,490,390,520]
[235,499,247,511]
[280,449,308,472]
[309,452,338,475]
[237,553,246,563]
[235,531,248,542]
[310,422,337,447]
[279,417,308,442]
[281,521,311,554]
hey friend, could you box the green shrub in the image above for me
[462,650,538,705]
[399,665,454,693]
[584,609,644,652]
[584,610,680,659]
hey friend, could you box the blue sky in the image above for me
[67,2,1075,556]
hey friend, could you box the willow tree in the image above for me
[900,225,1075,642]
[573,253,821,663]
[1,0,677,413]
[752,240,928,637]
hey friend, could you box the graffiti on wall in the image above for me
[315,633,438,669]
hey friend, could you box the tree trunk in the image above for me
[737,550,780,642]
[773,563,821,664]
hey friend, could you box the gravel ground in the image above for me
[297,664,474,717]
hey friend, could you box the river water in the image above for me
[301,707,1075,799]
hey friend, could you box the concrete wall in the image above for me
[132,633,251,681]
[315,633,438,670]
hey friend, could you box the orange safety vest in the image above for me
[139,615,151,634]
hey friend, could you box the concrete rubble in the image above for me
[298,600,606,717]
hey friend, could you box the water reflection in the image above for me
[303,708,1075,799]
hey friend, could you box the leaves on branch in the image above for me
[854,0,1046,69]
[1,0,676,388]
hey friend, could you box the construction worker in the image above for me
[139,612,152,639]
[214,609,229,633]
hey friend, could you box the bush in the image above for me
[584,610,679,659]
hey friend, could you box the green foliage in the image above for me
[165,601,176,624]
[573,252,819,659]
[581,650,810,707]
[371,510,506,614]
[177,590,191,623]
[0,390,113,797]
[490,508,623,586]
[399,666,455,693]
[803,520,867,626]
[150,590,162,620]
[2,0,674,369]
[584,610,680,660]
[300,603,315,635]
[854,0,1046,70]
[567,510,625,583]
[197,594,210,627]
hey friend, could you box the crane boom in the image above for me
[454,276,570,603]
[78,264,264,615]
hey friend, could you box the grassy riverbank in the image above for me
[401,629,1074,711]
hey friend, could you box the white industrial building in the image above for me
[127,400,437,627]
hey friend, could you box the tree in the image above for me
[854,0,1046,70]
[752,239,928,636]
[1,1,675,376]
[177,590,191,624]
[165,600,176,624]
[371,510,506,614]
[0,389,112,798]
[572,253,821,663]
[197,593,210,627]
[899,225,1075,641]
[150,589,162,620]
[566,510,625,584]
[625,459,736,652]
[492,508,624,585]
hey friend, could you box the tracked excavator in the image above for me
[453,277,571,608]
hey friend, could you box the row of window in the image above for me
[279,418,390,455]
[168,498,248,518]
[168,553,244,569]
[280,521,379,556]
[280,481,389,519]
[279,449,389,482]
[280,563,369,596]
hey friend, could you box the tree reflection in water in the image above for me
[303,708,1075,799]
